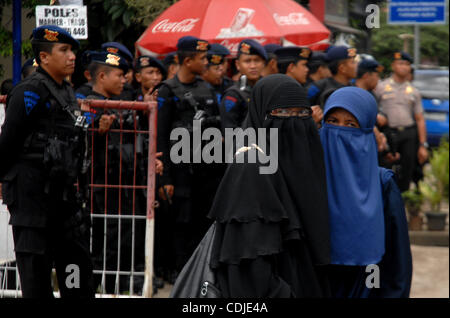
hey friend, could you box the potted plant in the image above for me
[419,139,449,231]
[402,186,424,230]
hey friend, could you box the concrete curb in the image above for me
[409,230,449,247]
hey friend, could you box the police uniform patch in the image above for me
[157,96,165,110]
[44,29,59,42]
[107,47,119,54]
[196,41,209,51]
[76,93,87,99]
[211,55,222,65]
[140,57,150,67]
[24,91,40,115]
[307,84,320,99]
[405,85,413,94]
[240,43,251,54]
[224,95,237,112]
[347,48,357,58]
[105,54,120,66]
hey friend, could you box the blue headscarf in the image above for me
[320,87,385,265]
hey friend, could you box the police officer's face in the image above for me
[365,71,380,91]
[236,54,265,82]
[392,60,411,78]
[136,66,163,91]
[289,60,309,84]
[340,58,357,79]
[188,52,208,75]
[41,43,76,79]
[202,64,223,86]
[318,65,332,79]
[325,108,360,128]
[102,68,126,97]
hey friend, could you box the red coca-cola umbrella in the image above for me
[136,0,330,57]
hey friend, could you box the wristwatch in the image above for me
[420,142,429,149]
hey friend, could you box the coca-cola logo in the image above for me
[152,18,200,33]
[273,12,310,26]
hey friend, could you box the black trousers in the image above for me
[12,226,95,298]
[383,126,418,192]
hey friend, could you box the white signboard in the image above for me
[35,5,88,39]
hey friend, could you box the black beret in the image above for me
[393,51,413,63]
[326,46,357,62]
[209,43,230,56]
[90,51,129,73]
[358,58,384,73]
[101,42,133,63]
[264,44,282,55]
[275,46,312,63]
[163,51,178,66]
[237,39,267,61]
[177,36,210,52]
[134,55,167,76]
[32,25,80,49]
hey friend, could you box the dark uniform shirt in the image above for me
[307,77,348,108]
[219,80,252,132]
[75,82,93,100]
[0,67,85,227]
[156,75,219,187]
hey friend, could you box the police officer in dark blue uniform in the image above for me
[163,51,180,80]
[0,25,94,298]
[202,44,233,104]
[219,39,267,132]
[21,58,38,79]
[305,51,331,87]
[262,43,281,76]
[101,42,135,101]
[75,50,94,99]
[156,36,221,278]
[134,55,167,102]
[307,46,358,108]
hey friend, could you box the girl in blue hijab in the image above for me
[320,86,412,298]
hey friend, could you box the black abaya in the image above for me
[207,74,331,297]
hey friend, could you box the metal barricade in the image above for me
[0,95,158,298]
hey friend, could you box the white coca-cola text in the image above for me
[152,18,199,33]
[273,12,310,26]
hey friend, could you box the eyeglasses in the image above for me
[269,107,312,118]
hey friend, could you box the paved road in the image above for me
[1,202,448,298]
[155,244,449,298]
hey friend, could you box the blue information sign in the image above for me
[388,0,447,24]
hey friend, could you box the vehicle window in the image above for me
[413,72,449,100]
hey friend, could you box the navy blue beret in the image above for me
[308,52,328,65]
[326,46,357,62]
[237,39,267,61]
[358,58,383,73]
[275,46,312,62]
[177,36,210,52]
[209,43,230,56]
[32,25,79,49]
[264,44,282,55]
[134,55,167,76]
[163,51,178,66]
[393,51,413,63]
[90,51,129,73]
[101,42,133,63]
[21,58,37,75]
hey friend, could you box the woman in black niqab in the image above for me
[208,74,331,297]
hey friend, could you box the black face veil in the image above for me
[208,74,330,267]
